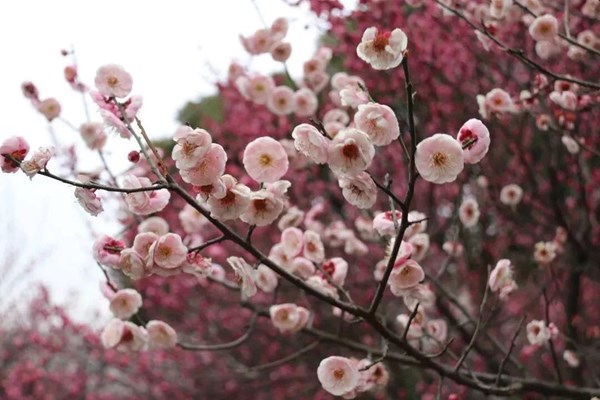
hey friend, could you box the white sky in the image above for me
[0,0,349,323]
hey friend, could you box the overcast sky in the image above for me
[0,0,353,323]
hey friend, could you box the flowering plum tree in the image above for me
[2,0,600,398]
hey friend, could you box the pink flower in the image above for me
[317,356,360,396]
[278,206,304,230]
[303,58,326,76]
[561,135,580,154]
[396,313,424,340]
[254,264,279,293]
[270,41,292,62]
[21,147,54,178]
[500,184,523,206]
[206,175,251,220]
[549,90,578,110]
[148,233,188,270]
[457,119,490,164]
[293,88,318,117]
[94,64,133,98]
[270,17,289,40]
[21,81,39,101]
[306,275,339,299]
[526,320,551,345]
[36,98,61,121]
[290,257,316,279]
[121,175,171,215]
[415,133,464,184]
[178,203,209,234]
[101,319,147,352]
[322,257,348,286]
[408,233,430,261]
[281,227,304,258]
[109,288,143,319]
[303,230,325,263]
[490,0,513,19]
[227,256,257,298]
[74,188,104,216]
[269,303,310,334]
[93,235,125,268]
[79,122,107,150]
[328,129,375,176]
[389,259,425,294]
[267,86,295,116]
[484,88,515,115]
[402,283,436,311]
[339,85,370,108]
[146,320,178,350]
[0,136,29,173]
[354,103,400,146]
[240,185,288,226]
[292,123,330,164]
[489,259,517,299]
[534,241,557,265]
[118,248,148,280]
[138,217,169,235]
[243,137,289,183]
[239,75,275,105]
[459,197,480,228]
[373,210,403,236]
[356,27,408,70]
[172,126,212,170]
[563,350,580,368]
[179,143,227,187]
[529,14,559,42]
[338,172,377,209]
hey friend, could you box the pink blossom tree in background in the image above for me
[2,0,600,398]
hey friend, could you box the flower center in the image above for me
[259,154,273,166]
[253,198,268,212]
[432,152,447,167]
[333,368,345,380]
[342,143,359,160]
[107,76,119,87]
[373,31,391,51]
[322,260,335,276]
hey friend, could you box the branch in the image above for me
[178,312,258,351]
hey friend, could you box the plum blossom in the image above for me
[561,135,580,154]
[118,248,148,280]
[237,75,275,104]
[339,84,370,108]
[267,86,295,116]
[373,210,402,236]
[147,233,188,270]
[94,64,133,98]
[328,129,375,176]
[79,122,107,150]
[254,264,279,293]
[338,172,377,209]
[290,257,315,279]
[415,133,464,184]
[457,119,490,164]
[21,146,53,178]
[500,183,523,206]
[317,356,360,396]
[396,312,424,341]
[563,350,580,368]
[292,123,330,164]
[269,303,310,333]
[353,103,400,146]
[206,175,251,221]
[36,98,61,121]
[303,230,325,263]
[0,136,29,173]
[321,257,349,286]
[121,175,171,215]
[109,289,143,319]
[178,144,227,187]
[408,233,430,261]
[146,320,178,350]
[270,41,292,62]
[227,256,257,298]
[243,137,289,183]
[293,88,318,117]
[478,88,515,118]
[240,182,289,226]
[389,259,425,295]
[305,275,339,299]
[489,259,518,299]
[356,27,408,70]
[93,235,125,268]
[443,241,464,257]
[172,126,212,170]
[534,241,557,265]
[138,217,169,235]
[526,320,551,346]
[281,227,304,258]
[529,14,559,42]
[459,197,480,228]
[74,188,104,216]
[101,319,148,352]
[490,0,513,19]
